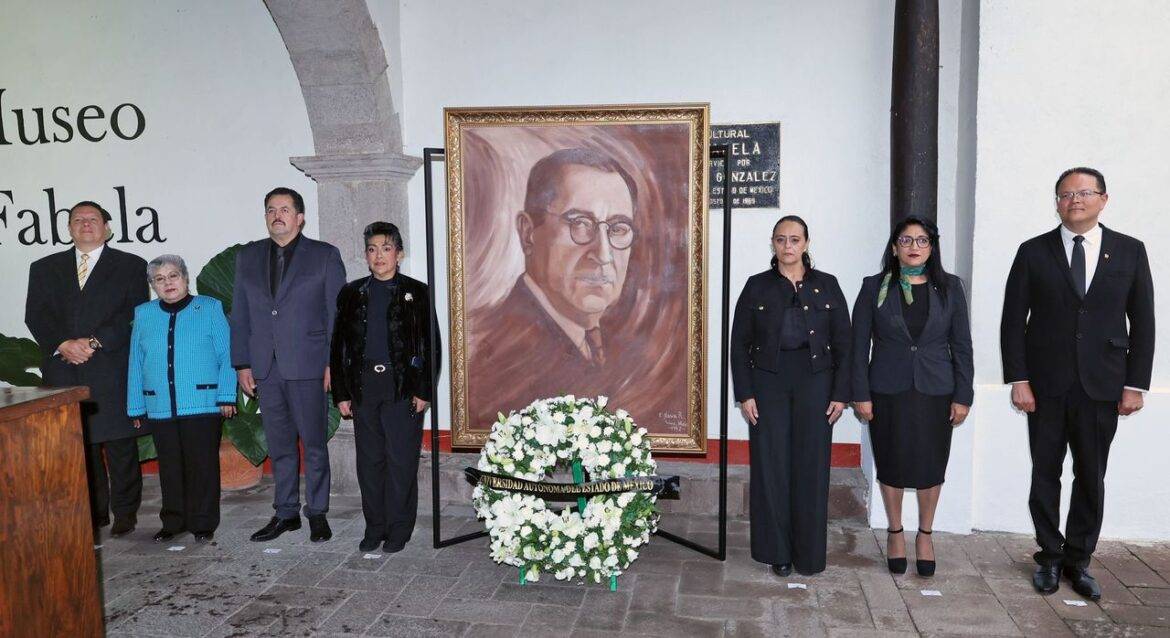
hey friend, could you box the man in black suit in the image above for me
[1001,167,1155,600]
[25,201,150,536]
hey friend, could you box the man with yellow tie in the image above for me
[25,201,149,536]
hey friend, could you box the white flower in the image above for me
[404,292,413,301]
[589,425,602,437]
[583,533,599,550]
[597,395,608,407]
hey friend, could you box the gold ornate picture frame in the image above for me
[445,103,710,453]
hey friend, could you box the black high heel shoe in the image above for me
[886,528,907,574]
[916,529,936,577]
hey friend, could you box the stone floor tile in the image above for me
[628,573,679,614]
[985,577,1076,637]
[573,589,631,631]
[870,607,918,633]
[858,571,908,610]
[430,597,532,625]
[815,587,874,629]
[1097,552,1170,589]
[902,592,1021,636]
[893,573,994,595]
[1043,592,1111,623]
[275,550,349,587]
[365,613,469,637]
[494,581,587,607]
[674,593,768,619]
[679,560,726,595]
[522,602,578,633]
[1064,619,1170,637]
[317,567,413,594]
[464,624,520,637]
[1101,603,1170,628]
[383,574,457,617]
[828,630,919,638]
[255,583,351,610]
[622,610,724,637]
[1126,544,1170,582]
[769,604,830,637]
[443,564,508,600]
[314,590,394,635]
[1130,587,1170,606]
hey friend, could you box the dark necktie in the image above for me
[1070,235,1086,299]
[584,327,605,365]
[273,246,286,296]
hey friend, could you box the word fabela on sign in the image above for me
[0,187,165,247]
[0,89,145,144]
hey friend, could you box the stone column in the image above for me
[890,0,940,226]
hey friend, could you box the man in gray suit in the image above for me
[231,187,346,542]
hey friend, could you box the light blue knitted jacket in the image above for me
[127,295,235,419]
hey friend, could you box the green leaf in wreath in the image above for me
[195,244,244,316]
[0,333,43,386]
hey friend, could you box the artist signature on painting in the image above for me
[658,411,686,430]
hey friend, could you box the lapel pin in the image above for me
[404,292,413,301]
[1103,253,1110,260]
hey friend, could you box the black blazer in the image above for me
[730,268,851,403]
[851,273,974,405]
[24,245,149,442]
[1001,225,1154,401]
[330,274,441,406]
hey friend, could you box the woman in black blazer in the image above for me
[851,216,973,577]
[731,215,851,577]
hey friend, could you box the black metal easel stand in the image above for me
[423,145,732,559]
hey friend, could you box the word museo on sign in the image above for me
[0,187,166,246]
[0,88,145,144]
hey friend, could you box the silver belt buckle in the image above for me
[373,364,387,373]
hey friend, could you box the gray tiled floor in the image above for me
[99,479,1170,637]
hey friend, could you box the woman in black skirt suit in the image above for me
[851,216,973,577]
[731,215,851,577]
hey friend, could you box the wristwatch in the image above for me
[88,336,103,350]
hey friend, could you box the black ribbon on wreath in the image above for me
[464,468,680,502]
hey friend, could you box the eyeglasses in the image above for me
[558,212,636,249]
[150,272,183,285]
[1056,190,1103,202]
[896,235,932,248]
[772,236,805,246]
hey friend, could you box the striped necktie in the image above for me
[77,253,90,288]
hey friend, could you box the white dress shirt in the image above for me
[76,243,105,289]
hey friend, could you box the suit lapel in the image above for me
[1043,228,1081,298]
[879,279,912,340]
[275,238,306,302]
[1085,225,1116,299]
[80,246,115,299]
[920,283,944,340]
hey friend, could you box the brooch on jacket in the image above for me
[404,292,413,301]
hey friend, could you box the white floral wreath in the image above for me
[472,395,659,584]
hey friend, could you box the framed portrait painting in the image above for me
[445,103,710,452]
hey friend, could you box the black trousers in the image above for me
[748,350,834,574]
[353,369,424,545]
[152,415,222,533]
[85,437,142,525]
[1027,379,1118,569]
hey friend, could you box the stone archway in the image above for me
[264,0,420,495]
[264,0,420,278]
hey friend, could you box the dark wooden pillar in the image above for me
[891,0,940,226]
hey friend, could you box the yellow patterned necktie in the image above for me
[77,253,90,288]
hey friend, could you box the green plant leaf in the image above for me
[195,244,244,315]
[137,434,158,462]
[0,333,43,386]
[224,411,268,466]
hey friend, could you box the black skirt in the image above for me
[869,389,953,489]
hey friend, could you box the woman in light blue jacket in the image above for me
[127,254,236,543]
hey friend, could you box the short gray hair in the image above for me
[146,254,189,281]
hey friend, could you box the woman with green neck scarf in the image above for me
[850,216,974,578]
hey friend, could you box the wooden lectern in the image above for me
[0,387,103,637]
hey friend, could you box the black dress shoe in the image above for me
[250,516,301,542]
[359,537,381,552]
[1033,565,1061,595]
[110,515,137,537]
[916,529,936,577]
[93,517,111,529]
[771,563,793,577]
[193,531,214,544]
[152,529,184,543]
[308,515,332,542]
[383,539,406,554]
[886,528,907,574]
[1063,566,1102,600]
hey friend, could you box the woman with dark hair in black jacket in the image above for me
[851,215,973,577]
[730,215,852,577]
[331,221,440,554]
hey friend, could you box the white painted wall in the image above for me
[387,0,968,452]
[0,1,316,341]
